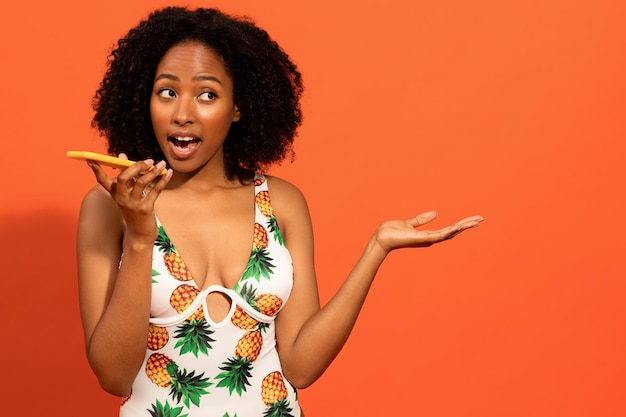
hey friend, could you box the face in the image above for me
[150,41,240,174]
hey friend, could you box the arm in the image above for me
[271,178,482,388]
[77,158,171,396]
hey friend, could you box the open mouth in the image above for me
[168,137,201,153]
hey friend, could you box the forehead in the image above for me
[156,41,230,80]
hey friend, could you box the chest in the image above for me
[155,187,255,290]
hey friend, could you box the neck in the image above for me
[166,164,252,193]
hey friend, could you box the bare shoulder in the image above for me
[265,175,309,214]
[80,185,117,217]
[78,185,123,236]
[265,176,312,238]
[81,184,107,204]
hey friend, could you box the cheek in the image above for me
[198,107,238,129]
[150,103,169,131]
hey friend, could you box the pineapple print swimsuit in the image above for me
[120,175,301,417]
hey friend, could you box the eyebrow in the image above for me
[154,73,224,86]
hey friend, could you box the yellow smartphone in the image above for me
[67,151,167,175]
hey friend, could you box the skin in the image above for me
[77,42,483,399]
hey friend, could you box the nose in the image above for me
[173,96,195,125]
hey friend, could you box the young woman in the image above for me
[77,7,482,417]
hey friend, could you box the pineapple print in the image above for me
[148,399,188,417]
[145,353,212,408]
[146,353,175,388]
[148,325,170,350]
[215,330,263,396]
[230,305,259,330]
[231,283,260,329]
[236,283,284,317]
[242,222,275,281]
[173,318,215,358]
[170,284,204,322]
[157,226,193,281]
[231,283,283,335]
[261,371,294,417]
[255,293,283,317]
[255,190,284,245]
[129,175,298,415]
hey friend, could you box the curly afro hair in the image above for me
[92,6,303,180]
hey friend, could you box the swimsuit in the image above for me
[120,174,300,417]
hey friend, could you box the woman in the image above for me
[77,7,482,417]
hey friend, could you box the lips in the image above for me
[167,133,201,159]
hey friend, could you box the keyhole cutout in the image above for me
[204,291,233,324]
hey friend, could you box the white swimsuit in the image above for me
[120,175,300,417]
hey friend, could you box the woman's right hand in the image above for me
[86,153,172,242]
[78,154,171,396]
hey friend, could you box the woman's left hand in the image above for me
[374,211,483,253]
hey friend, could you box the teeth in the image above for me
[173,137,196,142]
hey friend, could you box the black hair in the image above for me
[92,6,303,179]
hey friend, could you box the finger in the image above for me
[135,161,168,198]
[434,224,464,241]
[455,215,484,225]
[112,153,130,175]
[445,229,463,240]
[401,225,456,247]
[106,159,155,201]
[86,160,115,193]
[454,218,484,232]
[140,160,167,182]
[406,211,438,228]
[117,159,156,186]
[142,168,173,203]
[440,219,482,240]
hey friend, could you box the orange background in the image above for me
[1,0,625,415]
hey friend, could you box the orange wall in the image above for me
[2,1,625,415]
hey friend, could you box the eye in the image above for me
[157,89,177,99]
[198,91,217,102]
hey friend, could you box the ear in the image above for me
[232,105,241,122]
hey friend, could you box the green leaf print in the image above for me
[173,318,215,357]
[147,399,189,417]
[241,249,275,282]
[267,216,285,246]
[167,362,213,409]
[215,357,253,396]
